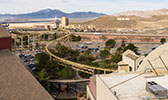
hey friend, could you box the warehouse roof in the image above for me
[0,49,54,100]
[0,25,11,38]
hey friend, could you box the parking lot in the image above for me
[15,50,43,72]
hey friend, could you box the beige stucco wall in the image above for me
[136,56,145,70]
[86,85,95,100]
[123,50,136,71]
[138,43,168,71]
[96,75,118,100]
[118,65,130,72]
[123,56,135,71]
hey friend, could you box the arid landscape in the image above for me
[83,15,168,30]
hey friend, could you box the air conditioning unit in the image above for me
[146,81,168,98]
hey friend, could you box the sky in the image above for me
[1,0,168,14]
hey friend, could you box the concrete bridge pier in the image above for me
[21,36,23,51]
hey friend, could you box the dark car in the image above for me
[19,54,24,58]
[81,46,88,49]
[28,64,36,69]
[24,58,31,62]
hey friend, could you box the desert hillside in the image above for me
[83,15,168,30]
[113,8,168,18]
[83,15,137,30]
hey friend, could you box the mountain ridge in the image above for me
[0,8,105,19]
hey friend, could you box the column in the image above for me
[28,35,30,49]
[21,37,23,51]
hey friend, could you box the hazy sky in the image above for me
[1,0,168,14]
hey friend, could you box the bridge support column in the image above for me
[21,36,23,51]
[14,37,17,52]
[75,83,77,95]
[104,70,107,74]
[33,34,35,50]
[67,83,69,95]
[58,83,61,92]
[92,69,95,75]
[28,35,30,49]
[49,55,52,61]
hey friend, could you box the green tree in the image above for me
[36,69,50,90]
[160,38,166,44]
[35,53,50,69]
[125,43,138,54]
[71,35,82,42]
[55,43,80,61]
[100,49,110,60]
[37,69,50,81]
[59,67,76,79]
[105,39,116,48]
[110,52,122,63]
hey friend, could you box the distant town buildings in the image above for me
[61,16,69,28]
[54,19,61,29]
[116,17,130,21]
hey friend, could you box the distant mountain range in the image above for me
[0,9,105,19]
[113,8,168,18]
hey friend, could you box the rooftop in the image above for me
[0,25,11,38]
[98,68,168,100]
[0,49,54,100]
[125,53,139,60]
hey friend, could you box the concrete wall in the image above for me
[97,76,118,100]
[138,43,168,71]
[0,37,11,51]
[89,79,96,99]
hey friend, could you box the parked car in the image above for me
[28,64,36,69]
[19,54,24,58]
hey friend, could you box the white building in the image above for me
[118,50,145,72]
[116,18,130,21]
[87,43,168,100]
[61,16,69,28]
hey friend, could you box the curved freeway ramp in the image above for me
[45,30,115,75]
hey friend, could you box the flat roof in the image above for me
[0,49,54,100]
[98,69,168,100]
[0,25,11,38]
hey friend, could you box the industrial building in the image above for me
[87,43,168,100]
[0,24,54,100]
